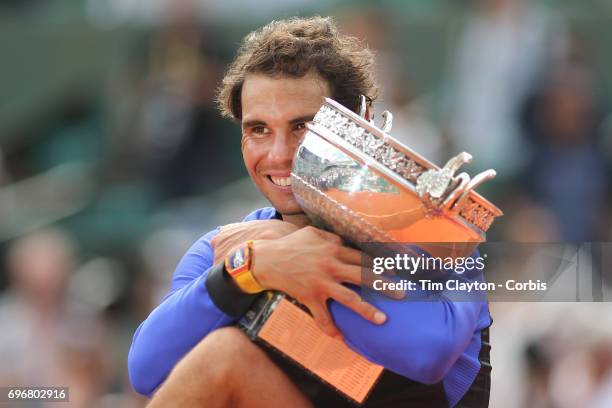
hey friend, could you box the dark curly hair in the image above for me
[217,16,379,120]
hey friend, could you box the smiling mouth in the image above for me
[268,175,292,187]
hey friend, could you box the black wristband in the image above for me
[205,261,259,317]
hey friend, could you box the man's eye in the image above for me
[253,126,269,134]
[294,122,308,132]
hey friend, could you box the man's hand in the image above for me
[211,220,299,265]
[252,226,390,338]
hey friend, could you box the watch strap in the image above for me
[225,240,265,294]
[205,261,259,317]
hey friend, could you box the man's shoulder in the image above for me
[241,207,279,222]
[189,207,278,251]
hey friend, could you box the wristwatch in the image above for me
[225,240,265,294]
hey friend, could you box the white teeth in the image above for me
[270,176,291,187]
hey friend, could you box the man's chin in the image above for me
[275,206,306,217]
[277,211,311,227]
[270,201,307,218]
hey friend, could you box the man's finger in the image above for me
[336,246,363,265]
[333,264,406,300]
[329,285,387,326]
[332,264,362,285]
[362,273,407,300]
[307,227,342,244]
[306,301,340,338]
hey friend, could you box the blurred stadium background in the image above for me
[1,0,611,407]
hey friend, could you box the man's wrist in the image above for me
[226,240,265,294]
[205,261,259,317]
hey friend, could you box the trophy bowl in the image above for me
[291,97,503,258]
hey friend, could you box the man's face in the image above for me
[241,72,331,216]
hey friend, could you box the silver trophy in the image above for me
[291,96,503,258]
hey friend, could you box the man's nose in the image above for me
[268,132,297,164]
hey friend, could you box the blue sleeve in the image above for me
[330,249,488,387]
[127,228,237,396]
[330,289,484,385]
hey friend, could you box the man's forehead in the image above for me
[241,73,330,123]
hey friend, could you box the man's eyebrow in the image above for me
[242,119,266,129]
[289,115,316,125]
[242,115,316,128]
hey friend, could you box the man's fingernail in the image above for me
[374,312,386,324]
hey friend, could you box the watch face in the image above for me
[228,246,248,272]
[231,250,245,269]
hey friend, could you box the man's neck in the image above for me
[281,213,311,228]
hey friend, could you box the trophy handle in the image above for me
[416,153,496,217]
[443,172,471,211]
[358,95,368,118]
[380,110,393,133]
[444,152,472,175]
[451,169,497,211]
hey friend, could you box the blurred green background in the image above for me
[1,1,612,407]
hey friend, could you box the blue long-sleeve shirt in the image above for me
[128,207,492,407]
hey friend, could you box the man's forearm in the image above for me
[128,270,237,396]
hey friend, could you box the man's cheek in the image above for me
[241,155,258,178]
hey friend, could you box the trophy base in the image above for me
[238,292,384,405]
